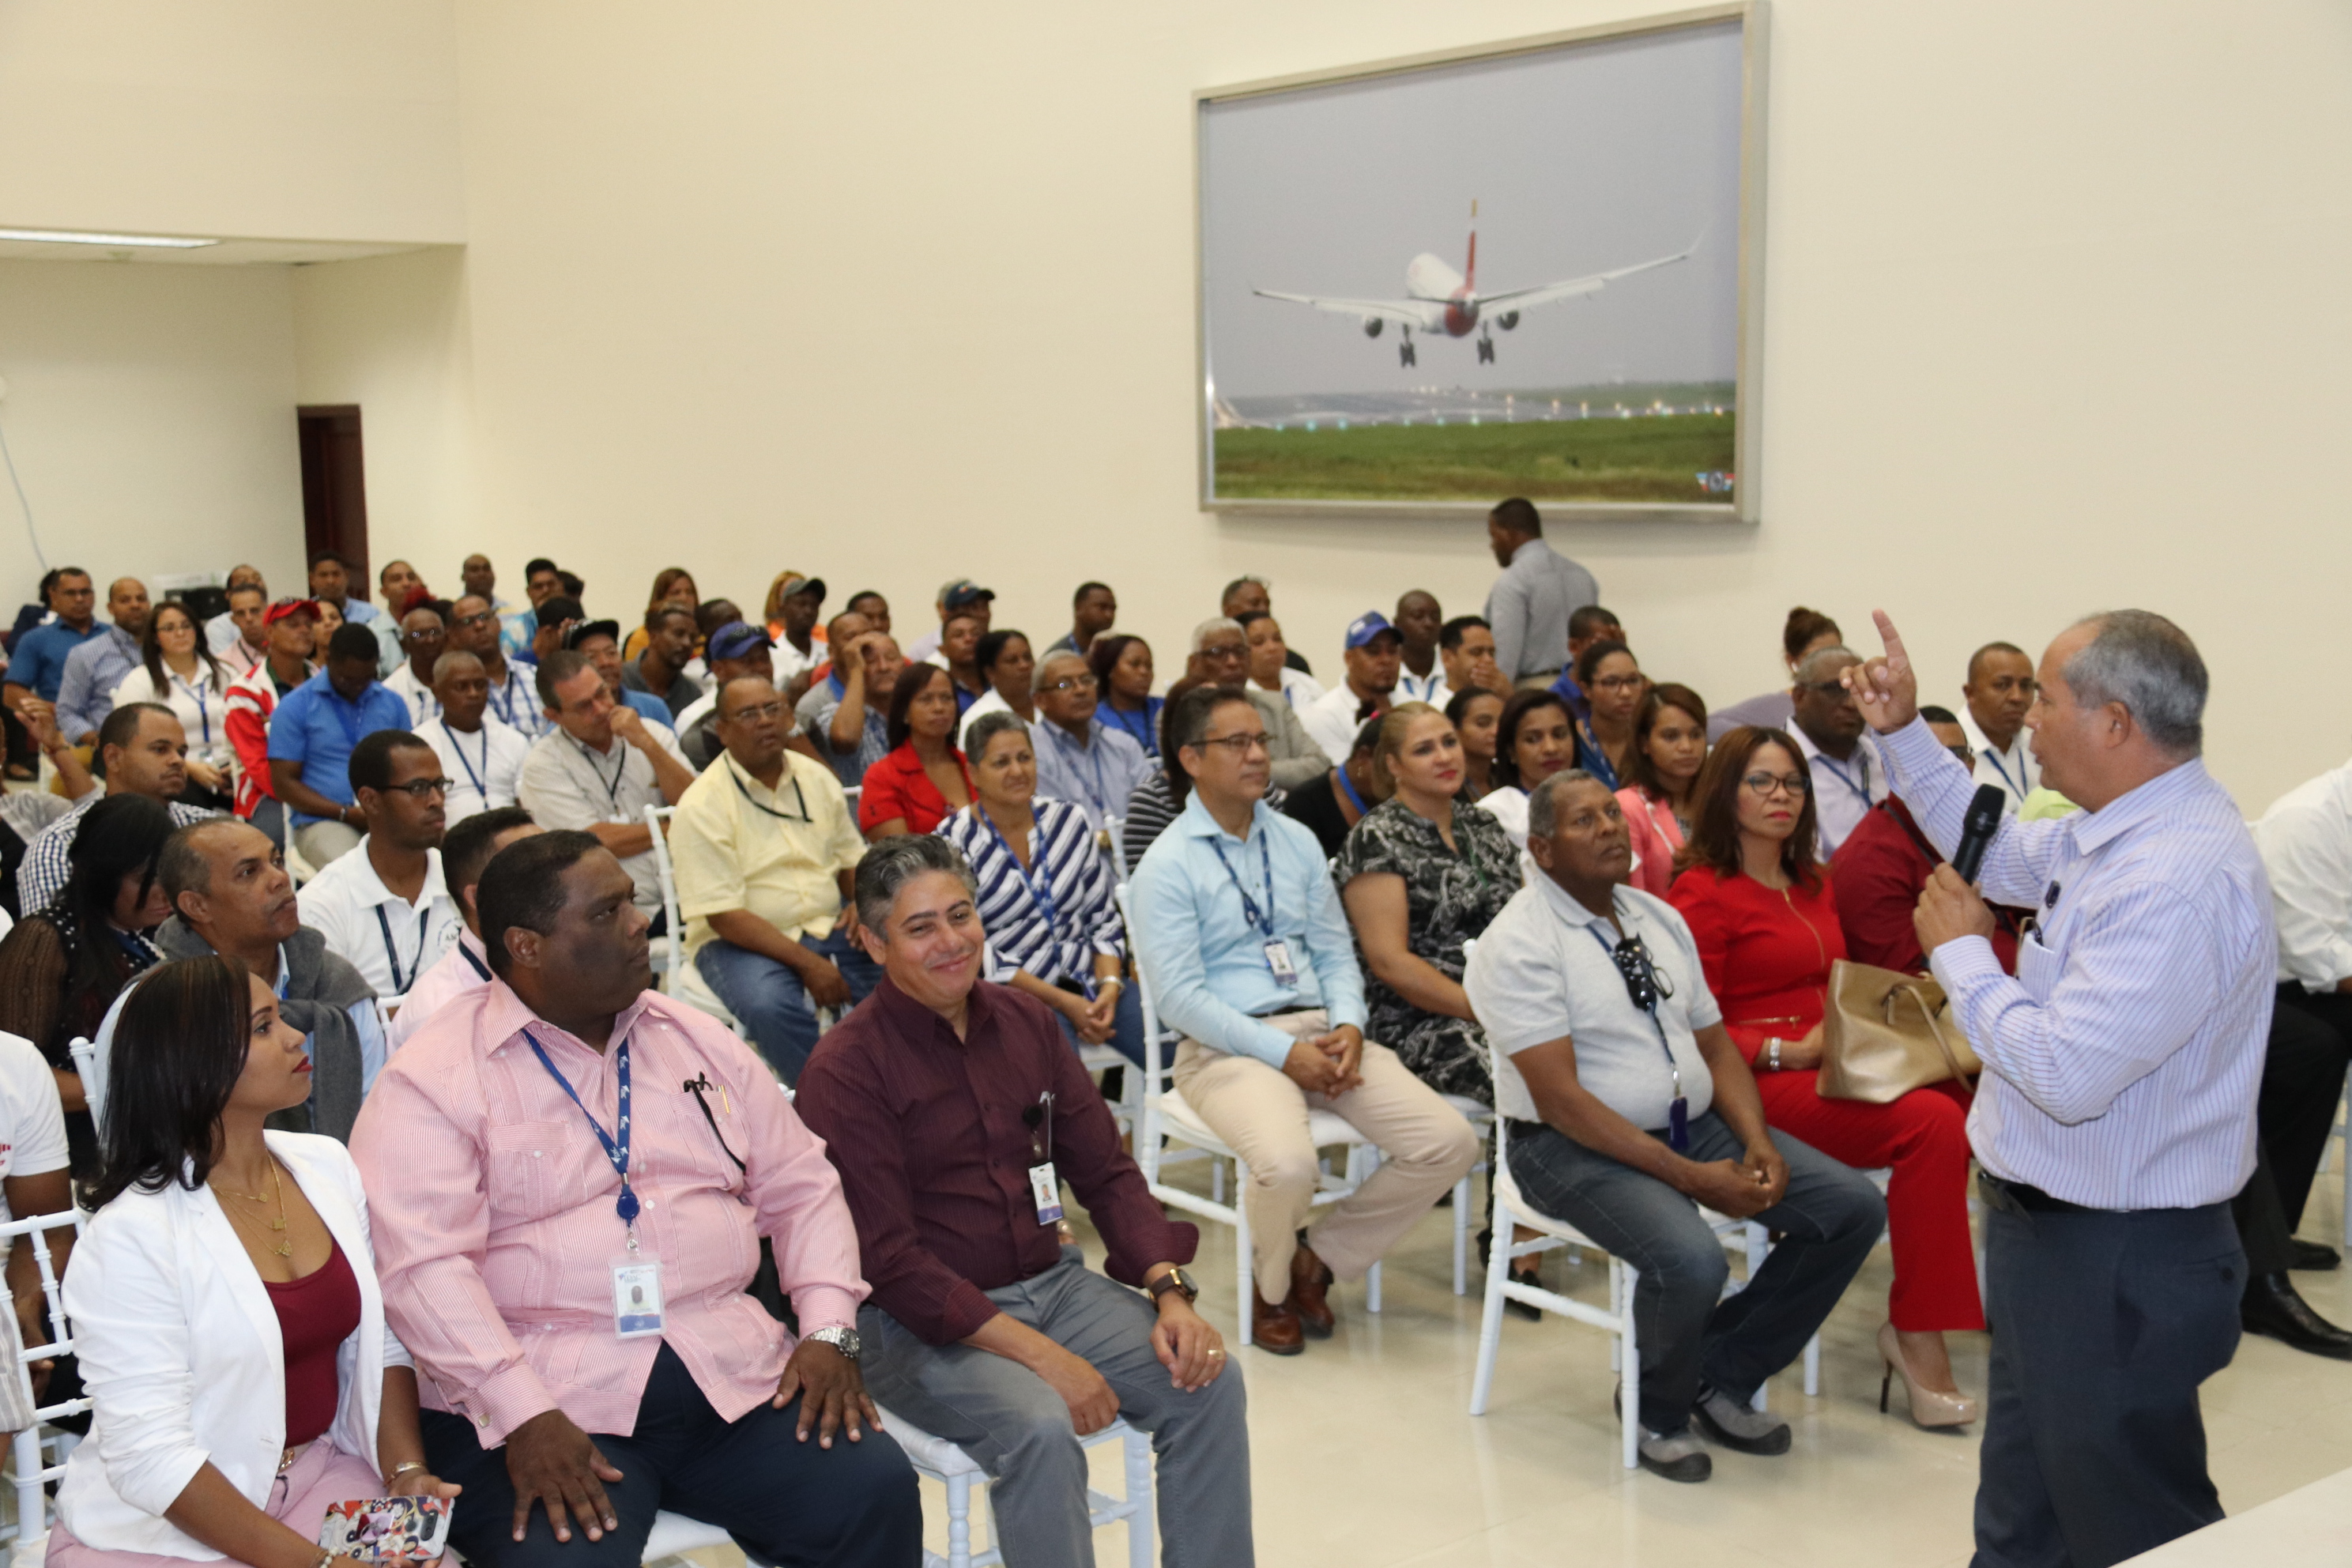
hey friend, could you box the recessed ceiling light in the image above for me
[0,228,219,249]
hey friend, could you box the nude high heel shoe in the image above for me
[1877,1321,1979,1429]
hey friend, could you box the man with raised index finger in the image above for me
[1847,609,2270,1568]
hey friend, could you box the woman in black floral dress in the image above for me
[1336,703,1520,1104]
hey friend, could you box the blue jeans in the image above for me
[695,930,883,1086]
[1050,977,1148,1068]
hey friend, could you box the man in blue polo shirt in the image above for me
[2,568,102,757]
[268,623,409,869]
[54,577,150,746]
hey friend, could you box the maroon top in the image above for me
[1831,797,2023,976]
[262,1238,363,1447]
[795,978,1197,1344]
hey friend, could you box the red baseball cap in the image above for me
[263,597,321,626]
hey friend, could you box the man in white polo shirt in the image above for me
[516,648,695,922]
[1464,769,1883,1483]
[296,729,460,1008]
[415,650,529,827]
[1958,641,2041,811]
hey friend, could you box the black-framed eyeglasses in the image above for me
[1798,678,1853,699]
[1042,673,1099,694]
[1741,771,1810,797]
[383,778,452,801]
[1608,933,1675,1014]
[1193,731,1271,756]
[451,609,499,630]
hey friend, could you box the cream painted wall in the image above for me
[0,258,306,600]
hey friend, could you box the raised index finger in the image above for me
[1871,609,1910,670]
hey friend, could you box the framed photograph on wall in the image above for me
[1195,2,1766,520]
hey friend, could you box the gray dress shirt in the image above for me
[1483,538,1600,681]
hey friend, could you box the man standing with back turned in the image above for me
[1848,609,2269,1568]
[1483,498,1598,688]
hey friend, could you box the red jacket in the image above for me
[223,658,312,817]
[858,743,975,837]
[1668,861,1846,1067]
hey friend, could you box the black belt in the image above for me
[1506,1117,1548,1141]
[1977,1172,2102,1216]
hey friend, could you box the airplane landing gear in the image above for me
[1476,335,1495,364]
[1400,330,1416,368]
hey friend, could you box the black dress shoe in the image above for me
[2242,1272,2352,1359]
[2292,1238,2342,1272]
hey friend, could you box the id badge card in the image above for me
[1262,937,1298,986]
[612,1253,665,1338]
[1666,1095,1690,1154]
[1028,1162,1064,1226]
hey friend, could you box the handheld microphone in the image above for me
[1951,783,2007,884]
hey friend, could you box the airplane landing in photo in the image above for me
[1253,202,1695,367]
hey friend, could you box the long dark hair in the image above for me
[141,599,228,695]
[1491,689,1572,791]
[1622,682,1709,800]
[50,794,173,1000]
[91,955,254,1208]
[1675,725,1821,890]
[1088,634,1145,700]
[885,662,956,752]
[1158,676,1209,805]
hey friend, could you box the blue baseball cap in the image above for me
[707,620,775,662]
[1344,611,1400,650]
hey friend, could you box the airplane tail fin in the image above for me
[1466,198,1479,293]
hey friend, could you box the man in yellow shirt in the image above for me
[671,675,875,1084]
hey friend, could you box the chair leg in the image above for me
[1366,1257,1381,1314]
[1804,1332,1821,1397]
[1452,1172,1472,1296]
[1619,1259,1642,1471]
[1608,1261,1623,1373]
[1234,1156,1254,1348]
[946,1472,972,1568]
[1122,1426,1154,1568]
[1212,1155,1226,1206]
[1468,1193,1515,1415]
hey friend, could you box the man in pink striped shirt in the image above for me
[352,831,921,1568]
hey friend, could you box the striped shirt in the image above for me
[937,797,1124,987]
[1886,717,2272,1209]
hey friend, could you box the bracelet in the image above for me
[1766,1038,1783,1072]
[1097,977,1123,993]
[387,1461,428,1480]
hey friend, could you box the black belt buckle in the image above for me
[1979,1173,2092,1216]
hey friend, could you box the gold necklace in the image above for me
[213,1159,292,1257]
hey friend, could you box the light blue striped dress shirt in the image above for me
[938,797,1125,987]
[1884,718,2272,1209]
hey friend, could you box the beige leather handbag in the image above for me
[1816,959,1980,1103]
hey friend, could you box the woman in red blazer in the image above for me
[1668,726,1982,1430]
[858,663,974,838]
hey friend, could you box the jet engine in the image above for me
[1496,311,1520,331]
[1362,318,1384,338]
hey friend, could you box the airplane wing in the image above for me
[1477,242,1697,314]
[1251,288,1433,327]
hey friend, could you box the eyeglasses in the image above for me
[405,627,446,642]
[1607,933,1676,1013]
[726,700,789,722]
[1590,674,1645,694]
[1798,678,1854,699]
[383,778,452,800]
[1042,673,1099,694]
[1741,771,1810,797]
[1193,731,1271,756]
[451,610,498,630]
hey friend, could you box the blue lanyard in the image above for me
[1334,763,1370,814]
[526,1030,640,1230]
[981,808,1066,946]
[1574,722,1620,790]
[1583,918,1683,1093]
[1980,744,2024,801]
[178,671,213,744]
[459,942,492,982]
[487,670,522,728]
[326,688,370,753]
[1813,748,1873,808]
[1056,726,1112,814]
[1101,702,1152,753]
[447,724,489,798]
[1207,829,1276,939]
[374,903,432,993]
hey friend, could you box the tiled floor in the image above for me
[695,1162,2352,1566]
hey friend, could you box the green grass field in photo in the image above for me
[1212,411,1736,503]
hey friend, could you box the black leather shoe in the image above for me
[2292,1238,2342,1272]
[2242,1272,2352,1359]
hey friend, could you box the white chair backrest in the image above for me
[1106,812,1129,884]
[5,1204,93,1557]
[67,1036,103,1136]
[1112,882,1175,1175]
[643,803,682,994]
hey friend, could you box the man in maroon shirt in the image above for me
[797,834,1253,1568]
[1832,707,2021,974]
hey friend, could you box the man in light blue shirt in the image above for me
[3,567,101,712]
[267,623,412,869]
[1131,686,1477,1355]
[54,577,150,744]
[1028,650,1153,836]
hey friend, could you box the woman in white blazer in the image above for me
[49,956,458,1568]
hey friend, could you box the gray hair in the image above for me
[2061,610,2206,755]
[1525,768,1604,841]
[1792,644,1860,684]
[854,834,979,934]
[1031,648,1088,693]
[963,708,1032,763]
[1190,616,1244,654]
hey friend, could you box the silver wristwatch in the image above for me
[805,1325,861,1363]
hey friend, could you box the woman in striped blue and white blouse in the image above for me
[937,709,1147,1066]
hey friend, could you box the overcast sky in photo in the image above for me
[1200,21,1744,399]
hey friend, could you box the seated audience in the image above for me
[380,601,449,729]
[1958,640,2041,809]
[956,629,1039,748]
[307,550,379,630]
[1446,687,1506,803]
[56,578,153,748]
[296,732,459,1008]
[1282,714,1393,858]
[766,571,827,688]
[209,576,270,669]
[566,615,673,729]
[1090,633,1163,756]
[1238,612,1322,710]
[674,677,876,1084]
[51,955,450,1568]
[1220,575,1310,675]
[372,561,428,672]
[517,650,695,921]
[1668,727,1981,1427]
[1617,682,1709,897]
[18,703,217,915]
[1438,615,1509,707]
[386,806,540,1051]
[1336,703,1517,1105]
[3,569,102,737]
[154,819,385,1131]
[1299,612,1402,765]
[1545,605,1624,723]
[417,650,530,825]
[858,664,974,839]
[447,592,545,737]
[1187,619,1327,790]
[224,598,320,846]
[312,597,345,642]
[1028,650,1155,839]
[623,601,703,718]
[620,567,697,663]
[499,557,564,662]
[1785,645,1888,857]
[909,578,993,667]
[937,608,989,714]
[1830,707,2020,974]
[939,711,1144,1065]
[790,611,869,737]
[459,553,505,615]
[110,599,236,806]
[816,628,903,790]
[526,592,586,669]
[1115,677,1231,869]
[845,590,891,635]
[1131,686,1477,1354]
[1709,607,1843,741]
[1046,579,1117,658]
[268,624,411,869]
[682,618,786,769]
[797,834,1246,1568]
[0,795,173,1177]
[1393,591,1448,703]
[352,831,922,1568]
[1566,638,1645,788]
[1476,690,1578,850]
[1464,771,1883,1481]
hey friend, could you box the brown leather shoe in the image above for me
[1291,1242,1336,1338]
[1252,1291,1304,1355]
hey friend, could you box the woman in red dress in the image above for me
[1668,726,1982,1428]
[858,663,974,838]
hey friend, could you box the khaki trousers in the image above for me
[1173,1011,1479,1298]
